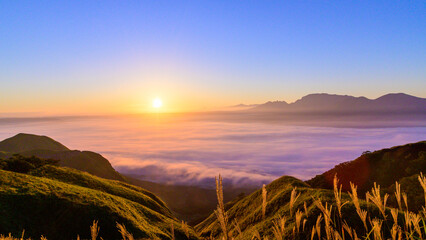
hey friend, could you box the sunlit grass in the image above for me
[2,173,426,239]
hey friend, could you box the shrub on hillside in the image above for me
[0,154,58,173]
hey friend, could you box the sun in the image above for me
[152,98,163,109]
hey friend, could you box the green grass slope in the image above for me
[0,133,125,181]
[30,165,171,217]
[0,133,69,152]
[20,149,125,181]
[0,168,198,240]
[385,173,425,212]
[126,175,256,226]
[307,141,426,193]
[195,176,387,239]
[307,141,426,211]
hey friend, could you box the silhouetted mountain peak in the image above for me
[375,92,425,103]
[294,93,369,105]
[252,93,426,112]
[252,100,288,110]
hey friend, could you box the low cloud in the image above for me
[1,115,425,187]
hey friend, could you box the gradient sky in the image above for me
[1,1,425,114]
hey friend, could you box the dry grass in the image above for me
[366,183,389,219]
[214,174,229,240]
[289,187,300,217]
[170,223,175,240]
[395,181,403,211]
[182,221,190,239]
[262,184,267,220]
[271,215,286,240]
[90,220,99,240]
[116,222,134,240]
[3,173,426,240]
[232,219,242,238]
[333,174,348,218]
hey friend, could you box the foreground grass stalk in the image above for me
[333,175,348,219]
[262,184,267,220]
[271,215,286,240]
[182,220,190,238]
[395,181,403,211]
[366,183,389,219]
[90,220,99,240]
[215,174,229,240]
[290,187,300,217]
[116,223,134,240]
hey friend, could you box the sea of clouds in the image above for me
[0,115,425,187]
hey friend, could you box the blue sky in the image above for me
[1,1,425,113]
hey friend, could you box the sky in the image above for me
[1,1,425,114]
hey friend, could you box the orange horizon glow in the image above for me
[2,88,425,116]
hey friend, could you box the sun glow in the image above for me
[152,98,163,109]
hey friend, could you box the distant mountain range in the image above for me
[250,93,426,113]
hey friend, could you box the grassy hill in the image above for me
[195,175,394,239]
[0,133,69,153]
[30,165,172,217]
[1,134,425,239]
[307,141,426,210]
[0,133,124,181]
[126,175,256,226]
[196,141,426,239]
[0,157,198,240]
[0,133,252,226]
[21,149,125,181]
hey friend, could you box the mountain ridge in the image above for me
[0,158,197,240]
[0,133,125,181]
[0,133,69,152]
[251,93,426,112]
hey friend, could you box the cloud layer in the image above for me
[0,115,424,187]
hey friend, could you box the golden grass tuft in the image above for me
[371,218,383,240]
[262,184,267,220]
[116,222,134,240]
[271,215,286,240]
[418,172,426,207]
[402,193,408,211]
[366,183,388,219]
[289,187,300,217]
[391,208,399,224]
[333,175,348,218]
[295,209,304,233]
[215,174,229,240]
[90,220,99,240]
[395,181,403,211]
[348,182,360,212]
